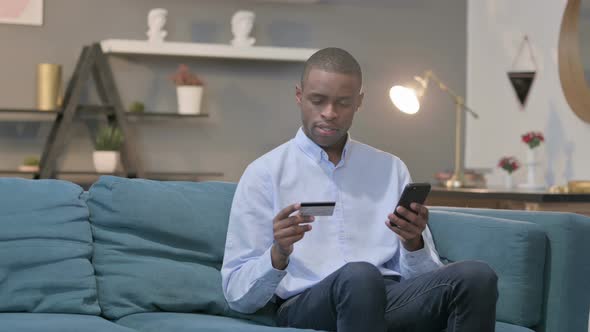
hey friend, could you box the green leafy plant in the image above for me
[23,156,40,166]
[129,101,145,113]
[95,126,124,151]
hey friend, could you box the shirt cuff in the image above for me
[255,246,288,288]
[400,239,433,267]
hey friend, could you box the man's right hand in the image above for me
[271,203,314,270]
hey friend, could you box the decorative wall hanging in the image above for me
[0,0,43,26]
[508,35,538,109]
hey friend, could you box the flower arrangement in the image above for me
[169,64,203,86]
[521,131,544,149]
[95,126,124,151]
[498,156,520,174]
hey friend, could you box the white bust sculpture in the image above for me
[147,8,168,43]
[231,10,256,47]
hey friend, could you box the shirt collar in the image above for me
[294,127,352,164]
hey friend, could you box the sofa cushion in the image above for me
[495,321,535,332]
[116,312,318,332]
[0,313,137,332]
[428,210,546,327]
[87,176,238,320]
[116,312,528,332]
[0,178,100,315]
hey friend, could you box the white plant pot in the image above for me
[93,151,119,173]
[18,165,39,172]
[176,86,203,114]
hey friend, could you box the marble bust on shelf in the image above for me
[230,10,256,47]
[147,8,168,43]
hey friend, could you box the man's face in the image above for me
[296,68,364,149]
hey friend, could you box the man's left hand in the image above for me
[385,203,429,252]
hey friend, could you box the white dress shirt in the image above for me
[221,128,443,313]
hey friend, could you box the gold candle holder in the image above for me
[36,63,62,111]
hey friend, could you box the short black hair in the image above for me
[301,47,362,88]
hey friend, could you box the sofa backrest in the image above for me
[87,176,238,320]
[0,178,101,315]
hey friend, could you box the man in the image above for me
[221,47,498,332]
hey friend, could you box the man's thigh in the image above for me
[275,270,343,331]
[384,261,494,332]
[275,262,386,331]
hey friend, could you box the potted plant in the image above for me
[19,156,40,172]
[129,101,145,113]
[93,126,124,173]
[169,64,204,114]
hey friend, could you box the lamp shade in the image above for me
[389,85,420,114]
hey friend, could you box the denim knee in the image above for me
[338,262,382,283]
[335,262,384,294]
[452,260,498,297]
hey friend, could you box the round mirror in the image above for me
[559,0,590,123]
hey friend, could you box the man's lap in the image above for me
[276,261,496,331]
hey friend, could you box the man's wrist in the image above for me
[271,244,289,270]
[402,236,424,252]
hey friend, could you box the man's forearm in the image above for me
[223,245,288,313]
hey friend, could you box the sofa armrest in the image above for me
[431,207,590,332]
[428,210,546,328]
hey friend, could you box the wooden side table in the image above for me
[426,187,590,217]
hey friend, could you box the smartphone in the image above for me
[300,202,336,216]
[391,182,431,226]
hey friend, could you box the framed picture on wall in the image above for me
[0,0,43,26]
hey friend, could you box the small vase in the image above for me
[37,63,62,111]
[519,148,544,189]
[527,148,537,184]
[504,173,514,189]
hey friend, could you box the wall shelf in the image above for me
[53,170,223,178]
[0,43,222,184]
[100,39,318,62]
[0,169,223,182]
[53,171,224,188]
[0,107,209,122]
[0,109,58,121]
[0,169,36,177]
[126,112,209,120]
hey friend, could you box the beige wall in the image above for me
[0,0,466,182]
[466,0,590,187]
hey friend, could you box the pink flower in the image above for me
[169,64,204,86]
[498,156,520,174]
[521,131,544,149]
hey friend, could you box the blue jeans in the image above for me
[276,261,498,332]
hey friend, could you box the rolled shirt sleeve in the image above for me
[399,226,444,279]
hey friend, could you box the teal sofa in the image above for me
[0,176,588,332]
